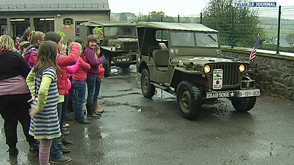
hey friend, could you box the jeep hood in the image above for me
[188,57,233,63]
[171,56,242,66]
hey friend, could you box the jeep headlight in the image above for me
[116,44,121,49]
[239,64,246,73]
[204,65,211,73]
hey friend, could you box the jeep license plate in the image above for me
[206,91,234,99]
[213,69,223,89]
[237,89,260,97]
[116,58,130,62]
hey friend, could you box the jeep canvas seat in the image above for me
[153,49,169,71]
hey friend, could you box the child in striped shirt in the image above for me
[26,41,61,165]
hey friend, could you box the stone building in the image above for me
[0,0,110,41]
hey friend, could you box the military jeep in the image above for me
[79,21,138,77]
[136,22,260,120]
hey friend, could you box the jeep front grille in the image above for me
[211,63,240,88]
[123,42,138,52]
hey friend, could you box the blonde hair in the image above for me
[23,31,45,54]
[0,35,17,52]
[61,43,67,55]
[67,42,82,55]
[29,30,45,45]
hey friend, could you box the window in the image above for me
[35,18,54,33]
[156,30,168,41]
[171,31,195,47]
[75,21,86,37]
[195,32,219,47]
[104,26,136,37]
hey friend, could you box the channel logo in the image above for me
[234,2,277,7]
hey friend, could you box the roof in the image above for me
[81,21,136,27]
[0,0,109,11]
[136,22,218,32]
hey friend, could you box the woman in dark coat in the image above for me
[0,35,38,157]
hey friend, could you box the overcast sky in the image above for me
[108,0,294,16]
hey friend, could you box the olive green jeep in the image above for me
[79,21,138,77]
[136,22,260,120]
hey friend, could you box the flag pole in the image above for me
[249,34,260,63]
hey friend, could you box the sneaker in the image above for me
[63,130,70,136]
[63,123,69,128]
[62,138,74,145]
[78,120,91,124]
[29,143,39,155]
[87,114,100,119]
[50,155,71,164]
[8,148,18,158]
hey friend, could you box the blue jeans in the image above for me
[72,79,87,121]
[93,80,101,102]
[86,77,96,115]
[50,103,62,159]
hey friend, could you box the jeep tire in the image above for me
[231,97,256,112]
[176,81,202,120]
[141,69,155,98]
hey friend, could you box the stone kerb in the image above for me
[221,46,294,100]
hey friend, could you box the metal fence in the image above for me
[200,5,294,53]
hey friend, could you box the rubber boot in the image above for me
[87,104,99,118]
[93,101,104,114]
[93,101,98,111]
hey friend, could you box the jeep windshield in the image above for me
[170,31,219,47]
[104,26,136,37]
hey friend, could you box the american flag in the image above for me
[249,36,259,62]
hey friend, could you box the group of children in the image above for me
[17,30,105,164]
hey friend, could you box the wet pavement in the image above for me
[1,65,294,165]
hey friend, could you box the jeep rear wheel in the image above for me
[141,69,155,98]
[176,81,202,120]
[231,97,256,112]
[103,54,111,77]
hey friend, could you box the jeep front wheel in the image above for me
[141,69,155,98]
[176,81,202,120]
[231,97,256,112]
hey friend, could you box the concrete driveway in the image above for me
[0,65,294,165]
